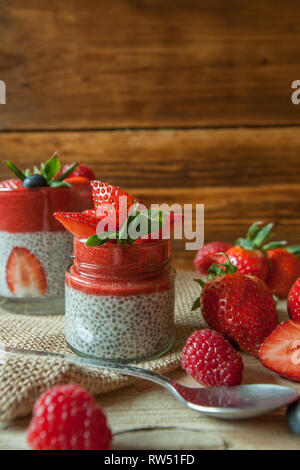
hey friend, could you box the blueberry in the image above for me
[23,174,48,188]
[286,400,300,435]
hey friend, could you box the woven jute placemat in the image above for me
[0,271,205,423]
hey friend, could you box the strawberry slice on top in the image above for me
[91,181,145,224]
[6,247,47,297]
[0,179,23,190]
[259,320,300,381]
[53,211,100,239]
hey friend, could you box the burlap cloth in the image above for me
[0,271,205,423]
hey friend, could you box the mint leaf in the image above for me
[56,162,78,182]
[86,231,117,247]
[5,161,25,181]
[127,209,168,241]
[42,152,61,183]
[49,180,71,188]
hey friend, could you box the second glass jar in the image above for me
[65,238,175,363]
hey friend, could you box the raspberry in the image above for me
[181,329,244,386]
[26,384,112,450]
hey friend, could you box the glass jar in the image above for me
[0,185,92,314]
[65,238,175,363]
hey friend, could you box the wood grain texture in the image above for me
[0,301,299,450]
[1,127,300,188]
[1,0,300,129]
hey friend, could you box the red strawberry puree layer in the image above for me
[66,238,173,296]
[0,186,92,233]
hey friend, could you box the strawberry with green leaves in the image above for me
[217,221,286,282]
[192,255,279,356]
[4,153,80,189]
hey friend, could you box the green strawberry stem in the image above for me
[286,246,300,258]
[236,221,286,255]
[191,254,237,311]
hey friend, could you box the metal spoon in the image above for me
[0,344,298,420]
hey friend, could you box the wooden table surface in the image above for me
[1,299,300,451]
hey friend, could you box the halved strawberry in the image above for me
[0,179,23,190]
[54,211,99,238]
[259,320,300,381]
[82,209,98,218]
[91,181,145,226]
[6,247,47,297]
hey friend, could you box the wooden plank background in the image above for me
[1,1,300,270]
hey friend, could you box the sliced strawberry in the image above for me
[259,320,300,381]
[82,209,99,218]
[0,179,23,190]
[91,181,145,227]
[6,247,47,297]
[54,211,99,238]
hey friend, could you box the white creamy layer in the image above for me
[65,285,175,361]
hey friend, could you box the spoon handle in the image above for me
[0,343,172,389]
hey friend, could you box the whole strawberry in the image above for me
[288,277,300,320]
[27,384,112,450]
[182,329,244,386]
[217,221,286,282]
[194,241,232,275]
[192,256,278,356]
[267,247,300,298]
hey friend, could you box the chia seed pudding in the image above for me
[65,238,175,362]
[0,184,92,314]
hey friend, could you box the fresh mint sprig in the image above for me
[86,207,170,247]
[5,153,78,188]
[6,161,25,181]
